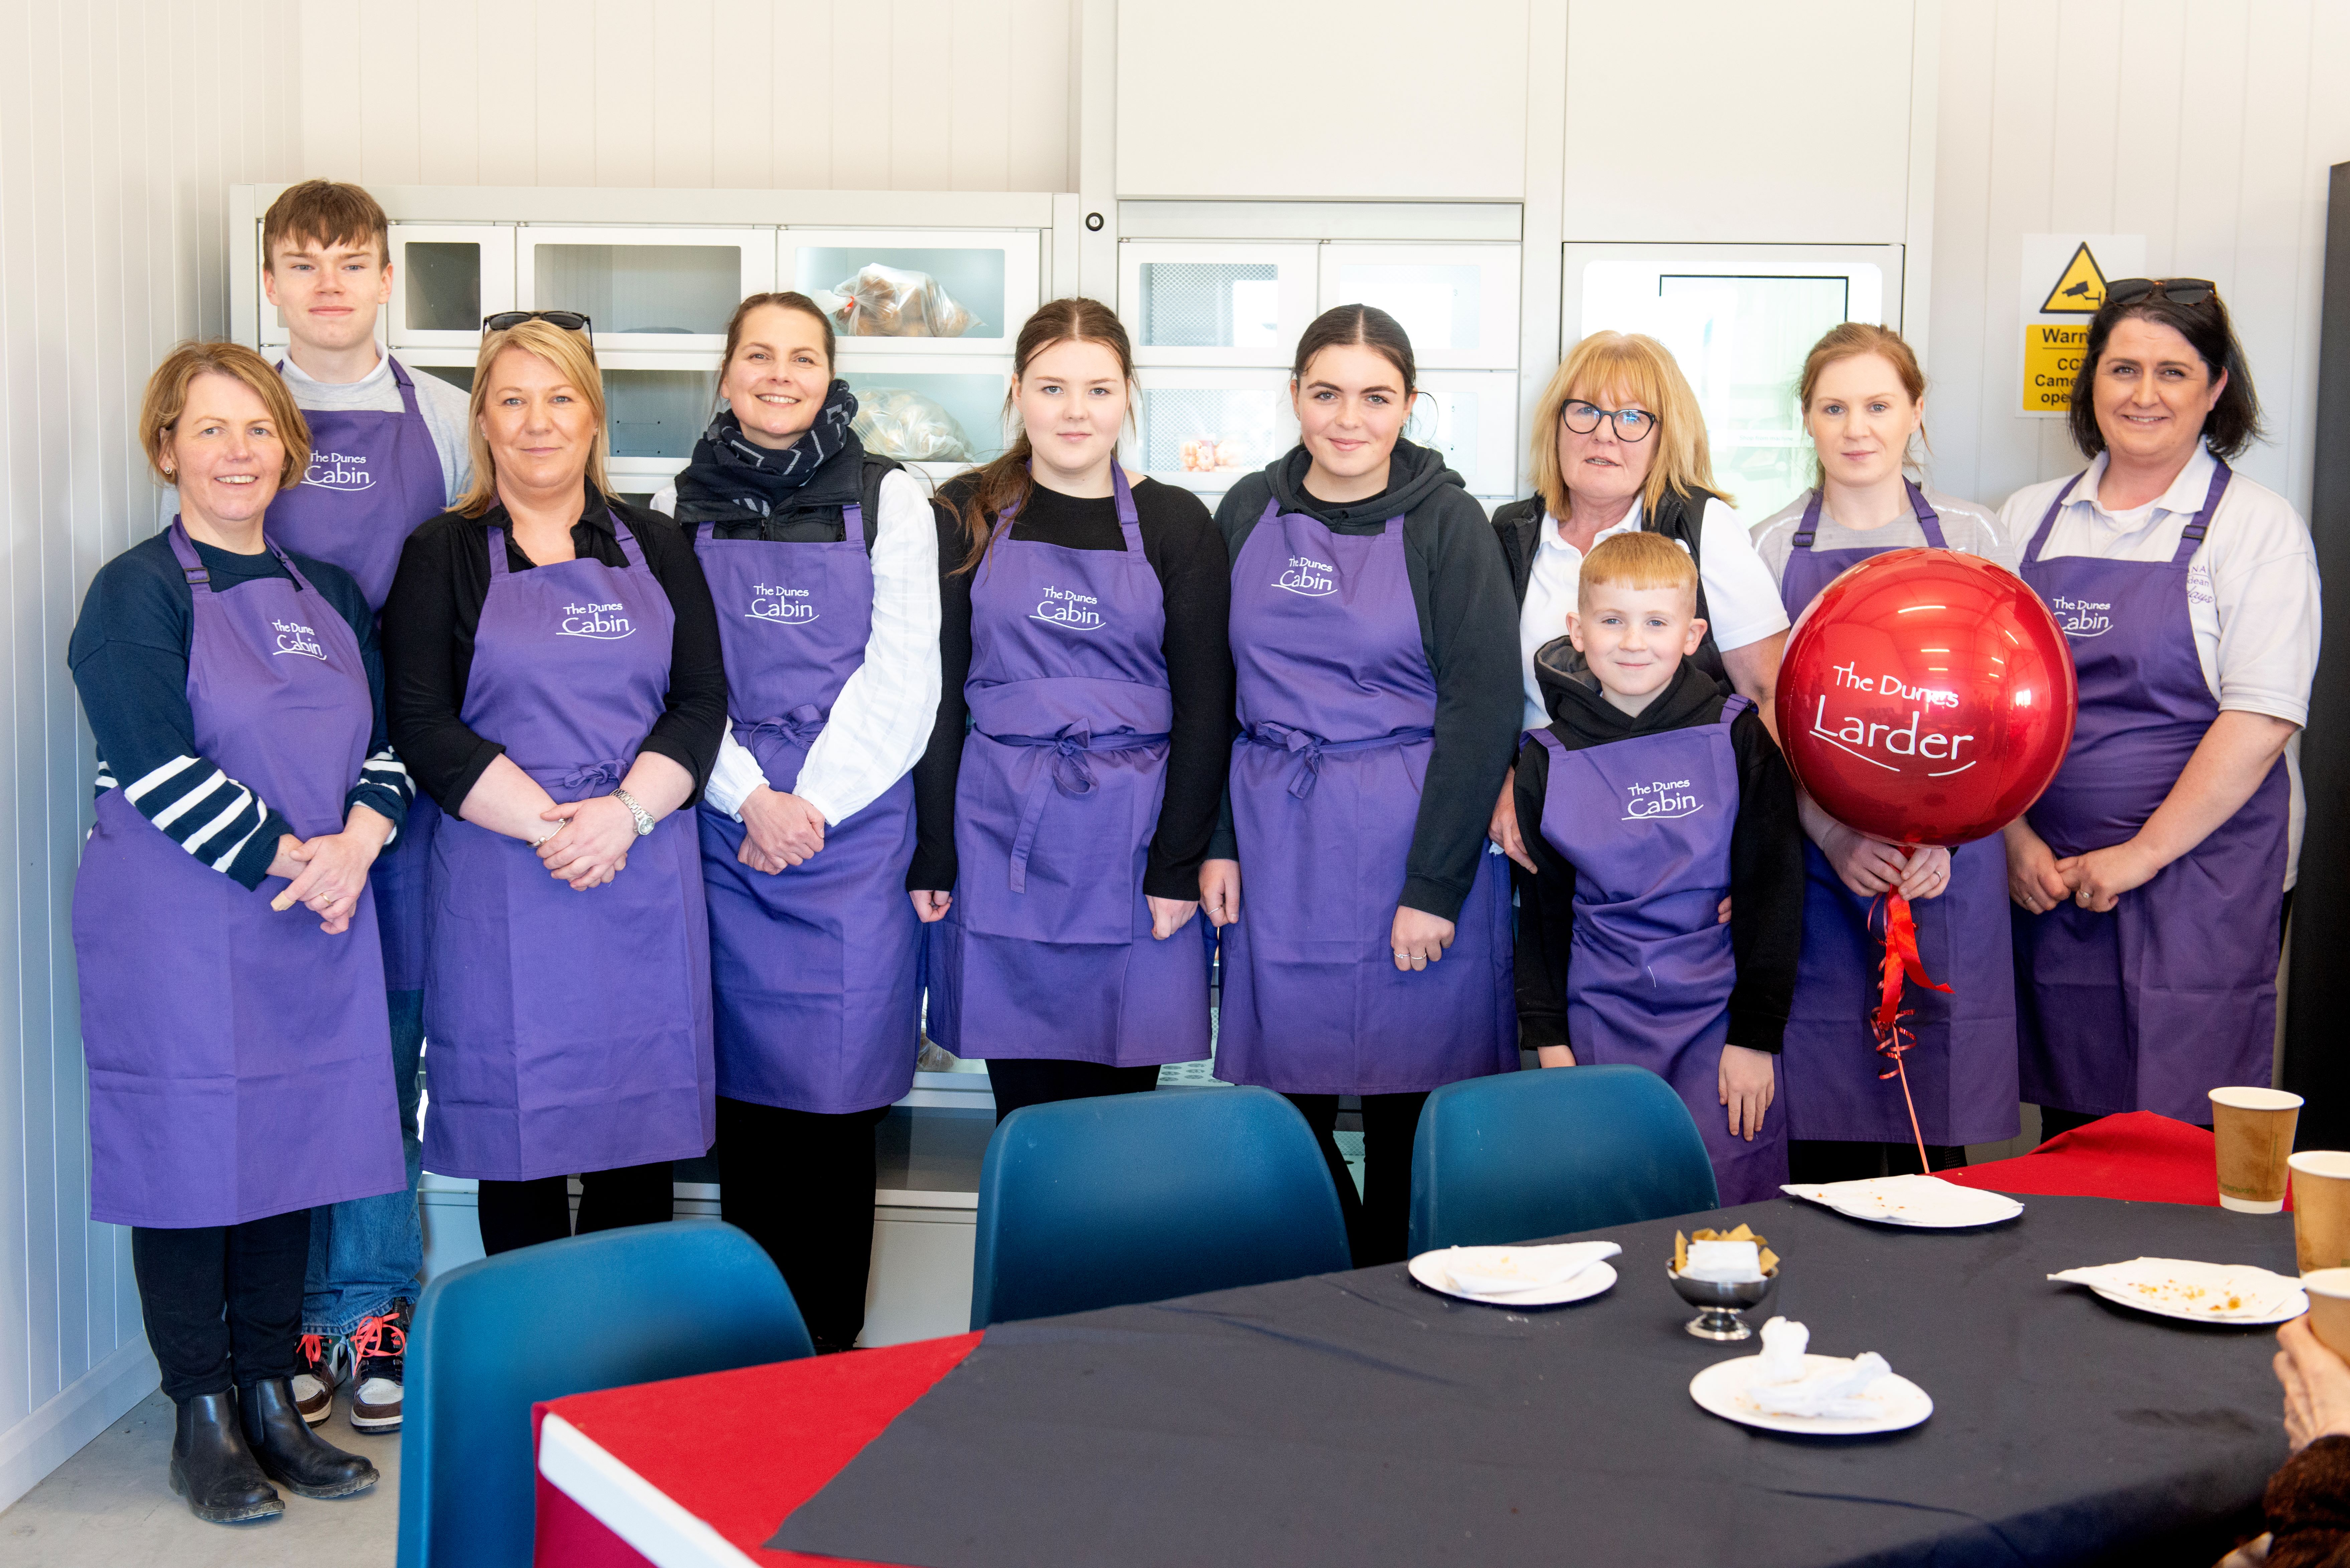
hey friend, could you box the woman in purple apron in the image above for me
[73,344,405,1521]
[658,293,941,1353]
[1748,326,2020,1180]
[1206,307,1520,1265]
[383,317,729,1253]
[912,300,1228,1122]
[1999,283,2313,1137]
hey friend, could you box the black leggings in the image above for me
[717,1097,889,1354]
[1285,1092,1429,1268]
[1787,1140,1968,1184]
[133,1211,310,1403]
[475,1161,677,1256]
[986,1058,1161,1123]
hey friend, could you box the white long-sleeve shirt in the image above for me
[654,467,941,824]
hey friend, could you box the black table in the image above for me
[776,1196,2295,1567]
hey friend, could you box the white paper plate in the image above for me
[1407,1252,1617,1307]
[1689,1354,1933,1435]
[1780,1174,2024,1229]
[2051,1257,2309,1326]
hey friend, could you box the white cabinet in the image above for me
[1318,244,1520,370]
[389,224,517,351]
[1408,373,1519,500]
[837,357,1012,467]
[1128,368,1298,496]
[516,226,778,354]
[1119,243,1319,367]
[1563,243,1902,520]
[784,229,1041,355]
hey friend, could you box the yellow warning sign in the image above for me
[2039,242,2109,314]
[2022,322,2089,413]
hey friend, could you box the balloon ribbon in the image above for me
[1872,892,1954,1174]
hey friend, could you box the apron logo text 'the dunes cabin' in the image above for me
[1030,585,1104,631]
[1622,777,1704,822]
[270,619,326,660]
[745,583,819,626]
[303,451,375,491]
[1274,556,1337,596]
[559,601,635,639]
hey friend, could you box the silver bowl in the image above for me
[1666,1264,1779,1341]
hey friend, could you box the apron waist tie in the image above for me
[987,724,1172,894]
[741,704,829,750]
[528,758,630,799]
[1241,722,1434,799]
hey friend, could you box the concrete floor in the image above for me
[1,1386,400,1568]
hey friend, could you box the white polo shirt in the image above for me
[1516,494,1790,730]
[1749,485,2017,591]
[1997,442,2320,888]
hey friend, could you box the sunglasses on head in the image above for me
[481,310,593,335]
[2105,278,2218,309]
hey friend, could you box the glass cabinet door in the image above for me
[1129,368,1298,498]
[784,229,1041,356]
[1120,244,1318,368]
[836,355,1012,467]
[1406,372,1519,501]
[1563,243,1899,522]
[1318,243,1520,370]
[597,351,719,498]
[517,226,778,354]
[388,224,517,351]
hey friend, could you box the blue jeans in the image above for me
[302,989,424,1336]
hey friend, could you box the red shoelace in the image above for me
[348,1311,407,1370]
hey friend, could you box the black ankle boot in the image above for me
[239,1377,378,1499]
[168,1392,282,1524]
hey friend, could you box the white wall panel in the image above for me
[0,0,302,1513]
[298,0,1075,194]
[1561,0,1918,245]
[1923,0,2350,519]
[1115,0,1530,201]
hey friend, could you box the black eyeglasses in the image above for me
[481,310,594,335]
[1561,400,1657,443]
[2105,278,2218,309]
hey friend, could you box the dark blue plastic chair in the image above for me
[970,1085,1352,1328]
[1408,1065,1720,1254]
[396,1220,813,1568]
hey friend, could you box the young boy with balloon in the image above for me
[1512,531,1805,1204]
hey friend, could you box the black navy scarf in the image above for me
[672,379,859,519]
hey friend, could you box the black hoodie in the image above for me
[1211,439,1521,922]
[1511,643,1803,1054]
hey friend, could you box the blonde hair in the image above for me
[1578,530,1698,609]
[138,340,310,490]
[457,318,611,516]
[1797,322,1928,484]
[1530,332,1730,520]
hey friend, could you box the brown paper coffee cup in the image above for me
[2211,1087,2302,1213]
[2304,1268,2350,1361]
[2290,1152,2350,1274]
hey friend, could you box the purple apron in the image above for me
[421,513,715,1180]
[1774,483,2019,1144]
[75,522,404,1228]
[269,355,445,992]
[1528,704,1787,1203]
[694,504,920,1113]
[925,468,1210,1067]
[1215,501,1515,1095]
[2013,462,2286,1123]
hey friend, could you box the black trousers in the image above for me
[717,1097,890,1355]
[132,1211,310,1403]
[986,1058,1161,1123]
[1285,1092,1429,1268]
[1787,1139,1968,1184]
[475,1161,677,1257]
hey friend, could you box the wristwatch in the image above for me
[610,787,656,837]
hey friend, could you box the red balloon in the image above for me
[1773,548,2076,847]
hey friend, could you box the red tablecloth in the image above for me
[530,1111,2236,1567]
[1942,1109,2269,1209]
